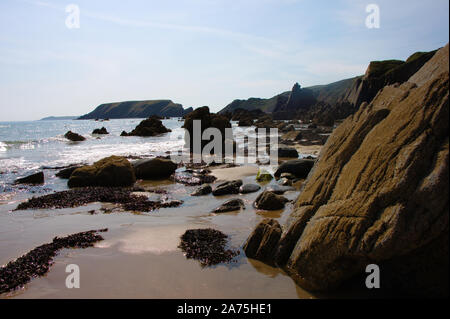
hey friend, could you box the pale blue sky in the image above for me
[0,0,448,120]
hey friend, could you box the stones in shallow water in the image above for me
[243,219,281,266]
[239,184,261,194]
[212,180,243,196]
[0,229,107,294]
[191,184,212,196]
[256,169,273,182]
[178,229,240,267]
[274,159,315,179]
[278,178,292,186]
[172,171,217,186]
[253,190,289,210]
[213,198,245,213]
[14,171,44,185]
[133,158,177,179]
[64,131,86,141]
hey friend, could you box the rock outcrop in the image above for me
[79,100,192,119]
[92,127,109,135]
[244,44,449,296]
[121,116,171,137]
[68,156,136,188]
[182,106,232,154]
[14,172,44,185]
[64,131,86,142]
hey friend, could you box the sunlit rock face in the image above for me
[245,44,449,296]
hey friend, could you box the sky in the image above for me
[0,0,448,121]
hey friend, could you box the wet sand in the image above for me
[0,165,315,299]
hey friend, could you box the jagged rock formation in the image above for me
[219,49,438,125]
[244,44,449,296]
[121,116,171,137]
[79,100,192,119]
[182,106,232,154]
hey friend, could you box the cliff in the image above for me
[244,44,449,296]
[78,100,192,119]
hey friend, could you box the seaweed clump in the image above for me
[14,187,182,212]
[0,229,107,294]
[178,229,239,267]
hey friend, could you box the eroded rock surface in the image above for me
[244,44,449,296]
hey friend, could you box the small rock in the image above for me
[243,219,281,266]
[191,184,212,196]
[266,184,295,194]
[239,184,261,194]
[256,168,273,182]
[278,178,292,186]
[274,159,315,179]
[64,131,86,142]
[133,158,177,179]
[280,173,296,180]
[213,198,245,213]
[212,180,243,196]
[92,127,109,135]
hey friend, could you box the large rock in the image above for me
[68,156,136,188]
[122,116,171,137]
[244,44,449,296]
[274,159,314,178]
[64,131,85,141]
[133,158,177,179]
[182,106,232,154]
[253,190,288,210]
[243,219,282,266]
[14,172,44,185]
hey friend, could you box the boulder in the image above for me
[213,198,245,213]
[244,44,450,296]
[92,127,109,134]
[133,158,177,179]
[68,156,136,188]
[122,116,171,137]
[278,147,299,158]
[212,180,243,196]
[274,159,314,178]
[14,172,44,185]
[256,168,273,182]
[243,219,282,266]
[191,184,212,196]
[182,106,232,154]
[239,184,261,194]
[253,190,288,210]
[64,131,85,141]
